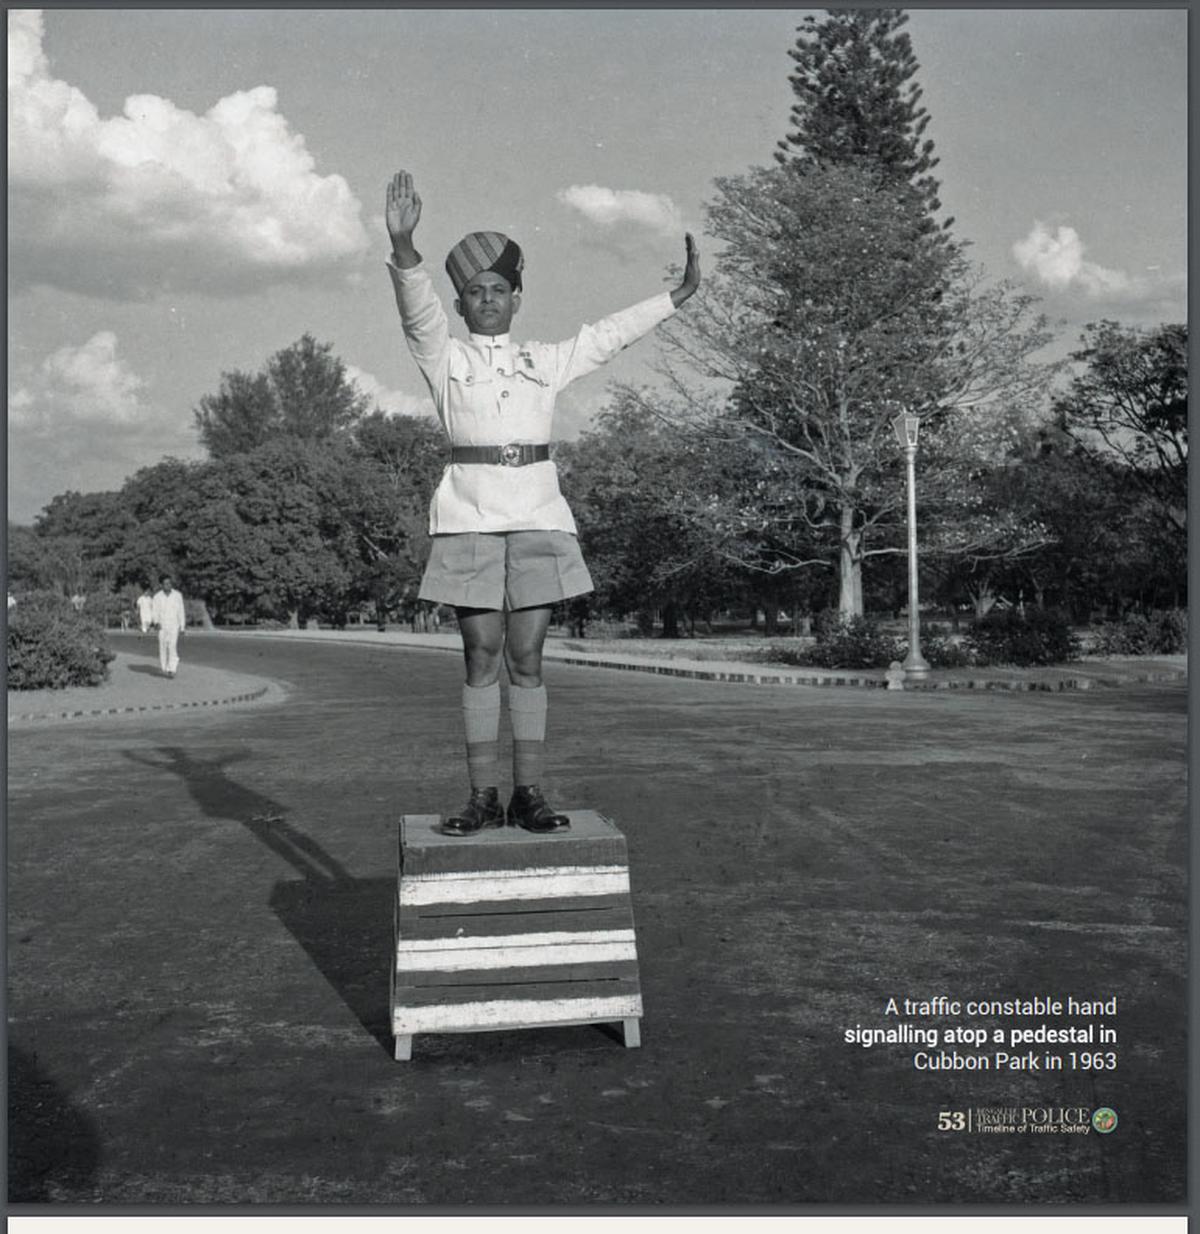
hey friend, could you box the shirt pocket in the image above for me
[447,359,494,393]
[512,351,550,387]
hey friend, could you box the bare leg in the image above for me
[503,605,554,687]
[455,607,505,686]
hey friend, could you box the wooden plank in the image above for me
[400,810,628,876]
[392,992,643,1035]
[393,975,641,1009]
[395,904,633,940]
[398,865,631,909]
[396,959,642,989]
[395,927,636,963]
[397,894,633,930]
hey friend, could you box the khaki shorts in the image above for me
[418,531,594,611]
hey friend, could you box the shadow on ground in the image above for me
[123,746,395,1054]
[8,1045,102,1202]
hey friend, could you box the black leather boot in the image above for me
[441,787,504,836]
[507,785,570,833]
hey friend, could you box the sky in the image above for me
[6,5,1189,525]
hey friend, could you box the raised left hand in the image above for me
[671,232,701,308]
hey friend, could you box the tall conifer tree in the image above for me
[654,7,1057,618]
[775,8,943,218]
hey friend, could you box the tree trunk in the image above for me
[660,600,681,639]
[838,509,864,619]
[288,609,300,629]
[195,599,216,631]
[970,587,996,619]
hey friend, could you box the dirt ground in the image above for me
[6,632,1188,1207]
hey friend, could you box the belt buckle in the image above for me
[499,442,522,467]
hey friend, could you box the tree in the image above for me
[656,160,1058,617]
[194,333,370,458]
[192,370,277,458]
[178,439,363,624]
[7,523,91,596]
[1053,321,1187,543]
[111,457,206,589]
[268,333,370,441]
[776,8,946,217]
[653,5,1066,620]
[349,411,444,588]
[1002,428,1185,618]
[560,394,742,635]
[26,489,136,597]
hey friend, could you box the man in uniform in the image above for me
[385,169,699,835]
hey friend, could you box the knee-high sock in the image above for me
[509,683,548,788]
[462,682,501,789]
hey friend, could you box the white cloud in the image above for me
[8,9,371,298]
[1011,221,1134,297]
[7,330,206,521]
[9,332,147,434]
[556,184,684,237]
[344,365,435,420]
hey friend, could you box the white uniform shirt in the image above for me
[151,588,186,633]
[387,260,675,535]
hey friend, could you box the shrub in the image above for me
[963,608,1082,667]
[1090,608,1188,656]
[6,590,116,690]
[919,633,976,669]
[1151,608,1188,654]
[768,615,904,670]
[90,589,137,628]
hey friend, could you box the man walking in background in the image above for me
[137,585,154,635]
[151,574,186,678]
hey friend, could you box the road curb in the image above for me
[209,631,1186,692]
[8,684,274,724]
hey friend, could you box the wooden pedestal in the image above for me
[392,810,643,1061]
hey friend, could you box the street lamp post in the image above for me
[892,409,930,682]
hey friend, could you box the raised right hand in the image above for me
[386,170,422,244]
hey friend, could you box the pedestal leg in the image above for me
[394,1034,413,1062]
[621,1018,641,1049]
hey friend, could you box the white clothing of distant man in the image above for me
[151,579,187,677]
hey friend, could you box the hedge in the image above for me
[7,591,117,690]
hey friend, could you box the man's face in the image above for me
[455,271,520,336]
[161,579,174,593]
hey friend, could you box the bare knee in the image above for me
[465,643,503,686]
[504,605,551,687]
[457,610,504,686]
[504,643,543,688]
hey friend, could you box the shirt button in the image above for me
[500,390,510,398]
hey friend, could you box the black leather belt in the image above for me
[450,444,550,467]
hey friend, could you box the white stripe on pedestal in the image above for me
[393,993,643,1034]
[399,866,630,906]
[397,934,638,972]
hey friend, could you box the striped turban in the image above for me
[445,231,524,296]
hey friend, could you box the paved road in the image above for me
[7,632,1187,1205]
